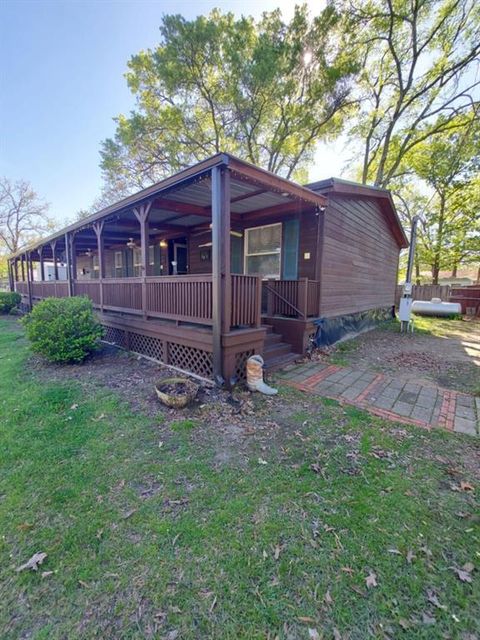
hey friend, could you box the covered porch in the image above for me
[11,154,327,382]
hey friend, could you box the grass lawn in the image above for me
[0,316,479,639]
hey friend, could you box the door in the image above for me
[173,242,188,275]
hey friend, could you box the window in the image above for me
[244,223,282,279]
[149,245,155,266]
[92,254,99,271]
[114,252,123,269]
[133,248,142,268]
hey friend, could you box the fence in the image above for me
[395,284,451,308]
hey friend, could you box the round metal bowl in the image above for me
[155,377,199,409]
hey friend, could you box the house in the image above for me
[9,153,408,384]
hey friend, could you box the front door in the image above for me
[173,242,188,275]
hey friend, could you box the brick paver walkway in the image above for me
[277,362,479,436]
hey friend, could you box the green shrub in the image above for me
[22,296,104,363]
[0,291,21,314]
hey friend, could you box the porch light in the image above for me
[159,239,168,248]
[126,238,137,248]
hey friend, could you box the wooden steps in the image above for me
[261,324,300,371]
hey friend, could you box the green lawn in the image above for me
[0,317,478,639]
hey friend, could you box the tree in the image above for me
[343,0,480,187]
[394,111,479,283]
[100,7,357,192]
[0,177,51,255]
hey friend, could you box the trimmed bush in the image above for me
[0,292,21,314]
[22,296,104,363]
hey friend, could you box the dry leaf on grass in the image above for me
[452,563,474,583]
[308,629,321,640]
[426,588,446,610]
[406,549,416,564]
[365,571,377,588]
[16,552,47,572]
[324,589,333,605]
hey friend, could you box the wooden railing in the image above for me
[31,281,69,299]
[15,281,28,295]
[231,274,262,327]
[16,274,264,328]
[262,278,320,318]
[74,281,101,305]
[146,275,213,323]
[102,278,143,312]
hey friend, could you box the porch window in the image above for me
[114,251,123,277]
[133,248,142,277]
[244,223,282,279]
[148,245,155,266]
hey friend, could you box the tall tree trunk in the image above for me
[451,264,457,278]
[415,260,421,285]
[477,265,480,284]
[432,194,446,285]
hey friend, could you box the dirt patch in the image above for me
[318,319,480,393]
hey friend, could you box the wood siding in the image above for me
[319,195,400,318]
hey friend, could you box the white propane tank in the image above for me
[412,298,462,316]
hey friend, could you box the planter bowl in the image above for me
[155,377,199,409]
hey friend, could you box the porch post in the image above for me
[65,232,73,297]
[26,253,33,309]
[211,165,231,383]
[20,255,25,282]
[38,246,45,281]
[70,233,77,291]
[51,241,58,280]
[29,253,34,282]
[93,222,105,312]
[8,259,14,292]
[133,202,152,320]
[13,258,18,284]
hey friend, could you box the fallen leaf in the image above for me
[308,629,321,640]
[91,413,106,422]
[398,618,411,630]
[365,571,377,588]
[333,628,342,640]
[166,631,179,640]
[462,562,474,573]
[310,463,322,474]
[17,522,34,531]
[324,589,333,605]
[426,588,446,610]
[460,481,474,492]
[422,612,436,626]
[121,508,137,520]
[387,548,401,555]
[406,549,416,564]
[70,403,79,410]
[258,457,268,465]
[298,616,316,624]
[452,566,473,583]
[78,580,89,588]
[274,544,281,560]
[41,571,53,578]
[16,552,47,572]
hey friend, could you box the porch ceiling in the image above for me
[11,152,327,259]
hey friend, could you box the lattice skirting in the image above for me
[234,349,254,382]
[102,324,214,380]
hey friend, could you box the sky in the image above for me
[0,0,348,225]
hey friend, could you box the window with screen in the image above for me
[244,223,282,279]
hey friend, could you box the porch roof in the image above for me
[306,177,408,249]
[11,153,327,259]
